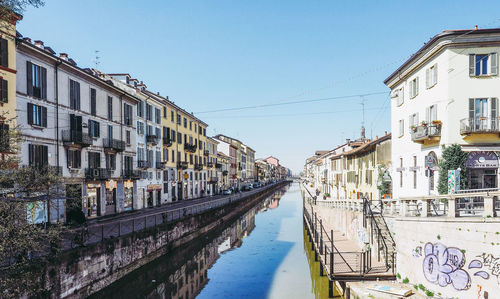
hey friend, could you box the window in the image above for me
[398,119,404,137]
[106,153,116,170]
[172,150,175,162]
[28,144,48,168]
[184,117,187,128]
[426,64,438,88]
[468,98,498,130]
[27,62,47,99]
[203,128,206,136]
[137,147,145,161]
[399,158,403,188]
[155,127,161,139]
[137,101,144,117]
[172,129,176,142]
[470,53,498,76]
[189,121,192,130]
[413,156,417,189]
[146,104,152,121]
[27,103,47,127]
[0,79,8,103]
[88,120,100,138]
[69,79,80,109]
[156,151,161,165]
[171,110,174,122]
[163,127,170,141]
[409,113,419,129]
[124,156,133,171]
[178,132,182,144]
[184,134,187,144]
[147,149,153,164]
[0,38,8,67]
[137,121,144,135]
[409,77,419,99]
[177,114,181,124]
[146,125,153,136]
[155,108,161,124]
[90,88,97,116]
[67,149,81,168]
[88,152,101,168]
[107,96,113,120]
[190,154,193,164]
[426,105,437,123]
[0,123,9,152]
[163,148,169,162]
[124,103,132,126]
[108,125,113,139]
[163,107,167,118]
[126,130,131,145]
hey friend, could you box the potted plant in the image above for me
[431,120,442,125]
[410,125,417,132]
[421,121,427,127]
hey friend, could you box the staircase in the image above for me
[364,199,396,271]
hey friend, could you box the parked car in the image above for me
[222,189,232,195]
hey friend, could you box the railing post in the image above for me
[421,199,430,217]
[448,197,458,218]
[330,229,334,275]
[483,196,494,218]
[320,219,323,255]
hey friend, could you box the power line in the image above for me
[194,91,388,114]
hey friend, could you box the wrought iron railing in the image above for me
[62,130,92,147]
[460,117,500,134]
[103,138,125,152]
[410,124,441,142]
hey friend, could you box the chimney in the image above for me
[346,138,350,145]
[157,92,160,96]
[59,53,68,61]
[475,25,478,30]
[23,37,31,43]
[166,96,169,100]
[385,131,387,136]
[34,40,44,49]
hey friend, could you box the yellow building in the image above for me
[0,13,20,156]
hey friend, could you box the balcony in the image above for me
[410,123,441,144]
[204,150,209,156]
[85,168,112,180]
[177,161,188,169]
[137,160,152,169]
[122,169,141,179]
[216,163,222,169]
[62,130,92,147]
[146,134,159,145]
[222,170,228,176]
[207,162,214,168]
[184,143,197,153]
[103,138,125,152]
[155,161,163,169]
[163,137,172,147]
[209,177,218,183]
[194,163,203,171]
[460,118,500,135]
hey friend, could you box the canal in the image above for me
[92,182,339,298]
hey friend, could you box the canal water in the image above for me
[92,182,337,298]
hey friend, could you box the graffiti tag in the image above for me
[412,246,422,258]
[422,242,471,290]
[474,253,500,284]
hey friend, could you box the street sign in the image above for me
[425,155,435,168]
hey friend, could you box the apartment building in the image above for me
[206,137,219,195]
[385,28,500,198]
[16,39,139,221]
[217,151,231,190]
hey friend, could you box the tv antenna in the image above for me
[93,50,101,68]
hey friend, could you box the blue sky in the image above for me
[17,0,500,173]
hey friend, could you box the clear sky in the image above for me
[16,0,500,173]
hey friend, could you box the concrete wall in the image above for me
[394,217,500,298]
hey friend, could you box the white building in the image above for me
[385,28,500,198]
[16,38,139,221]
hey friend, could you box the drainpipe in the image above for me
[54,59,62,224]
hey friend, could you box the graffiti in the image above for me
[412,246,422,258]
[422,242,471,290]
[474,253,500,284]
[477,284,482,299]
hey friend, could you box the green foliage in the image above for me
[376,165,391,196]
[437,144,468,194]
[418,284,426,291]
[396,273,401,279]
[426,290,435,297]
[403,277,409,283]
[437,235,441,240]
[413,285,418,290]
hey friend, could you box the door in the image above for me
[105,188,116,215]
[157,190,162,205]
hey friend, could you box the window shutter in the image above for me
[27,102,33,125]
[433,64,438,85]
[28,144,33,166]
[469,99,475,130]
[66,149,71,168]
[469,54,475,76]
[491,53,498,75]
[27,61,33,96]
[426,68,430,88]
[1,79,7,102]
[408,115,412,128]
[415,113,419,125]
[491,98,498,129]
[415,77,419,96]
[426,107,430,122]
[41,106,47,127]
[76,82,80,110]
[0,38,7,67]
[42,146,48,166]
[432,105,437,121]
[41,67,47,99]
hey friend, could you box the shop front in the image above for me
[105,179,117,215]
[147,184,162,207]
[465,151,499,189]
[86,183,101,218]
[123,180,134,211]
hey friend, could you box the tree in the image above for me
[0,113,63,298]
[0,0,44,24]
[376,164,391,197]
[437,144,468,194]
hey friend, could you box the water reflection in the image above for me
[92,185,289,299]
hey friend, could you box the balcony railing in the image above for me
[209,177,218,183]
[146,134,159,145]
[216,163,222,169]
[62,130,92,147]
[222,170,228,176]
[194,163,203,171]
[184,143,197,153]
[163,137,172,147]
[103,138,125,152]
[137,160,152,169]
[177,161,188,169]
[85,168,112,180]
[204,150,209,156]
[155,161,163,169]
[207,162,214,168]
[410,124,441,143]
[122,169,141,179]
[460,117,500,135]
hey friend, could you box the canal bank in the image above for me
[91,181,336,298]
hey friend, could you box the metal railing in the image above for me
[184,143,197,153]
[460,117,500,134]
[410,124,441,142]
[61,130,92,147]
[137,160,152,169]
[146,134,159,144]
[85,168,112,180]
[122,169,141,179]
[64,181,286,250]
[163,137,172,146]
[103,138,125,152]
